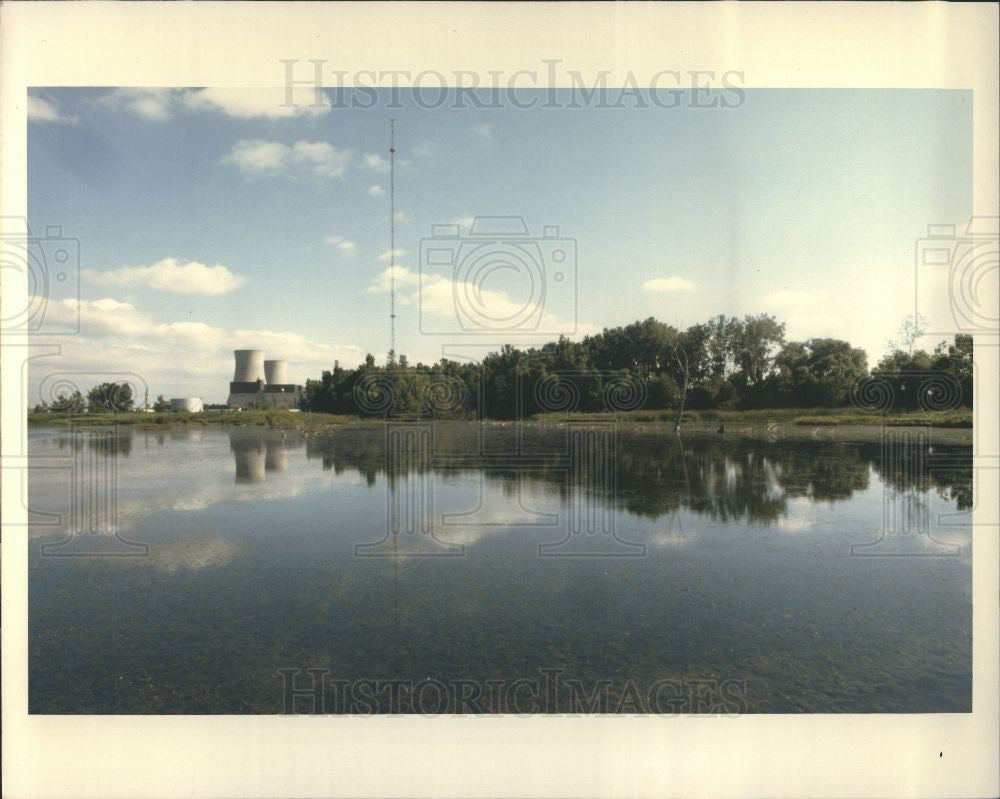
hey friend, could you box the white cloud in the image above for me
[83,258,246,295]
[27,296,365,401]
[222,139,351,179]
[180,87,330,118]
[366,266,594,339]
[641,276,697,293]
[363,153,390,173]
[473,123,493,138]
[325,235,356,255]
[756,287,868,350]
[27,96,76,124]
[413,141,433,158]
[366,265,420,293]
[98,88,174,120]
[378,248,407,262]
[94,87,333,121]
[368,185,385,197]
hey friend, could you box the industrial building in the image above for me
[227,349,303,409]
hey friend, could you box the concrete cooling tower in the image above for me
[233,350,266,383]
[228,349,303,410]
[264,360,288,386]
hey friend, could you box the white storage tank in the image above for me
[169,397,204,413]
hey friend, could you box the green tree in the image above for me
[932,334,973,407]
[87,382,134,413]
[772,338,868,406]
[50,390,86,414]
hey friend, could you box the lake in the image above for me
[27,422,972,714]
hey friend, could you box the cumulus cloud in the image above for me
[83,258,247,295]
[366,265,420,293]
[473,123,493,138]
[366,265,592,338]
[368,185,385,197]
[641,276,697,293]
[363,153,390,173]
[27,296,365,401]
[757,287,846,345]
[325,235,356,255]
[94,87,332,120]
[97,88,174,120]
[222,139,351,179]
[377,248,407,262]
[180,87,330,118]
[27,95,76,124]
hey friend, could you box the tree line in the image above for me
[301,314,973,419]
[29,314,972,420]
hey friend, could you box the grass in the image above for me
[27,406,973,445]
[27,409,356,430]
[793,411,971,428]
[530,407,973,428]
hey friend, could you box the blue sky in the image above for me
[27,87,971,402]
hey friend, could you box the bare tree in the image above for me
[672,345,690,435]
[887,313,929,356]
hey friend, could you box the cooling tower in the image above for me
[233,349,266,383]
[264,359,288,386]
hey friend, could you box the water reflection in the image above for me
[29,424,972,531]
[27,423,974,714]
[298,425,972,527]
[229,429,295,483]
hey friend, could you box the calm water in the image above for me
[28,423,972,713]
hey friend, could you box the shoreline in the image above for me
[27,409,973,446]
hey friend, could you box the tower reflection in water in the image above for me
[229,428,294,484]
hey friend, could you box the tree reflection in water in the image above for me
[299,424,972,526]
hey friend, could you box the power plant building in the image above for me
[227,349,303,409]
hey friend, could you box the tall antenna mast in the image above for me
[389,118,396,364]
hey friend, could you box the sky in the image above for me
[26,87,972,403]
